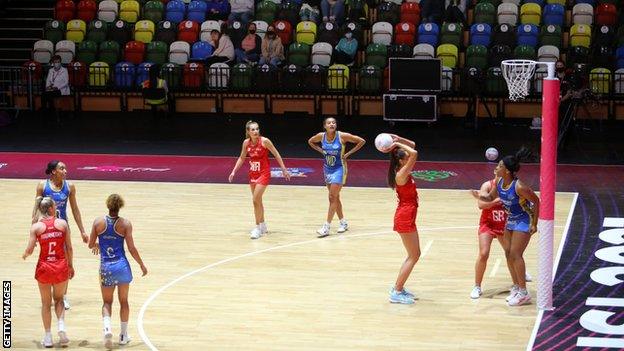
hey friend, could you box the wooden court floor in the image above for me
[0,179,575,350]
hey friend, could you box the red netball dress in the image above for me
[478,179,507,236]
[35,217,69,284]
[247,137,271,185]
[393,176,419,234]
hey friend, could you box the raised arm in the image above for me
[229,139,249,182]
[516,180,540,235]
[389,134,415,149]
[476,181,502,210]
[22,224,40,260]
[394,141,418,185]
[307,132,325,155]
[263,138,290,181]
[32,182,44,224]
[68,183,88,243]
[471,179,499,202]
[341,132,366,159]
[123,220,147,276]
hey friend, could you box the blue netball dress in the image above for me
[322,132,347,185]
[42,180,70,220]
[98,216,133,286]
[497,178,534,233]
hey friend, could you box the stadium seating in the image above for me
[471,23,492,47]
[119,0,140,23]
[497,3,518,26]
[45,20,66,44]
[288,42,311,66]
[99,40,121,65]
[114,61,136,88]
[440,23,462,48]
[177,20,200,44]
[190,41,214,61]
[520,3,541,25]
[56,0,76,22]
[187,0,208,23]
[145,41,168,64]
[89,61,110,86]
[365,43,388,68]
[33,40,54,64]
[143,1,164,23]
[165,0,186,24]
[437,44,458,68]
[134,20,155,43]
[169,41,191,64]
[55,40,76,63]
[418,23,439,47]
[123,40,145,64]
[572,3,593,25]
[412,44,435,59]
[77,40,98,64]
[77,0,97,22]
[570,24,592,48]
[311,42,333,67]
[98,0,118,23]
[327,64,349,91]
[66,19,87,43]
[155,21,177,45]
[296,21,318,45]
[208,62,230,89]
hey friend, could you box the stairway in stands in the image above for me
[0,0,55,67]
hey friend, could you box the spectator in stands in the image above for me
[259,25,285,68]
[205,29,235,65]
[443,0,466,25]
[320,0,345,25]
[228,0,254,25]
[235,22,262,64]
[300,2,321,23]
[420,0,445,24]
[42,55,70,121]
[141,65,171,118]
[555,60,567,81]
[333,28,357,65]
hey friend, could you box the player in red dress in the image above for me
[22,196,74,348]
[386,135,420,305]
[229,120,290,239]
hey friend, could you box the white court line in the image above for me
[137,225,473,351]
[421,240,434,258]
[526,192,580,351]
[489,258,502,278]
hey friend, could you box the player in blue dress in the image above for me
[471,147,540,307]
[88,194,147,348]
[33,160,88,310]
[308,117,366,238]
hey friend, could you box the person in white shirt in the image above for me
[42,55,70,119]
[205,29,235,65]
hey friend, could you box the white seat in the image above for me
[572,3,593,25]
[252,20,268,39]
[311,42,333,67]
[537,45,559,62]
[98,0,119,23]
[54,40,76,64]
[501,0,520,4]
[412,43,435,59]
[614,68,624,94]
[384,0,403,5]
[200,20,223,42]
[168,41,190,64]
[497,3,518,26]
[441,66,453,91]
[372,21,393,46]
[533,66,548,94]
[33,40,54,63]
[208,62,230,88]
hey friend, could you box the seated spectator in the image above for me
[228,0,254,25]
[206,0,230,21]
[235,22,262,63]
[42,55,70,121]
[206,29,235,65]
[300,2,321,23]
[420,0,445,24]
[141,65,170,118]
[321,0,345,25]
[333,28,357,65]
[259,25,285,68]
[443,0,466,25]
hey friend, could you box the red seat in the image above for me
[394,22,416,46]
[55,0,76,22]
[177,21,200,44]
[595,3,617,26]
[21,61,42,85]
[183,62,205,88]
[124,40,146,64]
[77,0,97,22]
[68,61,87,87]
[274,20,293,46]
[400,2,420,26]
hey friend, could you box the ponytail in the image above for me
[34,196,55,220]
[502,146,533,176]
[387,148,406,189]
[45,160,60,175]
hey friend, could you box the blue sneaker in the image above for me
[389,289,415,304]
[389,286,415,299]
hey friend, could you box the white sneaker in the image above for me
[104,329,113,349]
[525,272,533,282]
[58,331,69,347]
[63,295,70,310]
[508,291,532,306]
[250,227,262,239]
[470,286,482,299]
[119,333,131,345]
[259,223,268,234]
[316,223,330,238]
[337,220,348,233]
[506,285,519,302]
[42,334,53,348]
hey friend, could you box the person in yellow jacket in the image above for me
[141,65,168,106]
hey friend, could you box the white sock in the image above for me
[58,319,65,332]
[260,222,266,228]
[340,218,347,225]
[519,288,528,295]
[103,316,112,334]
[45,330,52,337]
[325,222,330,227]
[120,322,128,336]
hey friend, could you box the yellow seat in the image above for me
[520,3,541,25]
[119,0,140,23]
[134,20,155,43]
[590,68,611,94]
[66,19,87,43]
[295,21,317,45]
[436,44,458,68]
[570,24,591,48]
[89,61,110,86]
[327,64,349,91]
[546,0,566,5]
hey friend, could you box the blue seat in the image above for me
[165,0,186,24]
[543,4,564,26]
[191,41,214,60]
[187,1,208,23]
[205,0,230,18]
[616,46,624,69]
[470,23,492,47]
[114,61,136,88]
[135,62,156,86]
[417,23,439,47]
[517,24,539,47]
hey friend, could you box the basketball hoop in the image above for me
[501,59,537,101]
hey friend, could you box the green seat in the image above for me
[288,42,311,67]
[143,0,164,23]
[514,45,536,60]
[44,20,66,44]
[485,67,507,97]
[365,43,388,68]
[98,40,121,66]
[358,65,382,94]
[477,0,500,6]
[539,24,562,49]
[440,22,463,48]
[77,40,98,64]
[146,41,168,64]
[474,2,496,25]
[255,1,278,24]
[160,62,181,89]
[87,20,109,44]
[231,63,253,91]
[465,45,488,70]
